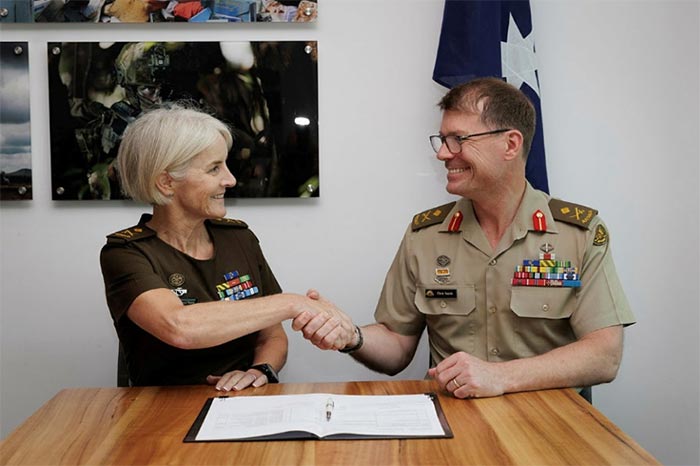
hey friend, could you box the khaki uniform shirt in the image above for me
[375,184,635,366]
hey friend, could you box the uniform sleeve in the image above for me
[570,218,636,337]
[99,243,168,324]
[257,249,282,296]
[248,230,282,296]
[373,225,426,336]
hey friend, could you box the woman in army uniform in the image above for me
[100,106,344,389]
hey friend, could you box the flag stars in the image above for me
[500,13,540,96]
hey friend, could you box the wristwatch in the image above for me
[249,363,279,383]
[339,325,364,353]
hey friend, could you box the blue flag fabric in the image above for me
[433,0,549,193]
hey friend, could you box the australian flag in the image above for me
[433,0,549,193]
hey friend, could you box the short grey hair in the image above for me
[116,105,233,205]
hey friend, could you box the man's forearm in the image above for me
[349,324,420,376]
[499,325,624,393]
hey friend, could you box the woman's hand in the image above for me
[206,368,268,392]
[292,289,356,350]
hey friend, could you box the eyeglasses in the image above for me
[429,128,512,154]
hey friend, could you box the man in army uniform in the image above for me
[293,77,635,399]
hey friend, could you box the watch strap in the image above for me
[339,325,364,353]
[249,363,279,383]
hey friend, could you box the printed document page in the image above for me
[195,393,446,440]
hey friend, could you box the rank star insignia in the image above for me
[540,243,554,253]
[169,273,185,287]
[411,202,456,231]
[113,228,139,239]
[549,199,598,228]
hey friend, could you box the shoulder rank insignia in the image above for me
[593,224,608,246]
[412,202,456,231]
[209,218,248,228]
[106,225,155,244]
[549,198,598,229]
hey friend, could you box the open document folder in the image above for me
[184,393,453,442]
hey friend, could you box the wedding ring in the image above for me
[451,377,461,388]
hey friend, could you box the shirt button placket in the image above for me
[485,256,499,360]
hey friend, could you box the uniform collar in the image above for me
[436,183,557,254]
[138,213,153,226]
[437,198,474,234]
[512,182,558,236]
[436,197,490,253]
[436,184,556,233]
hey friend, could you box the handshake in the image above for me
[291,289,360,353]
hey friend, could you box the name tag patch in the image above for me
[425,289,457,299]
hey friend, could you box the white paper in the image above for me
[194,393,446,441]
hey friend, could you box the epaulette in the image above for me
[209,218,249,228]
[106,225,155,244]
[411,202,456,231]
[549,198,598,229]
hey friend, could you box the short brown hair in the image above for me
[438,77,536,159]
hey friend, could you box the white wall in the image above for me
[1,1,698,464]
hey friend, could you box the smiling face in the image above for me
[436,110,511,199]
[170,134,236,221]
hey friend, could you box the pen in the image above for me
[325,398,334,422]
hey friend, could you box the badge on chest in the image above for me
[425,289,458,299]
[168,273,197,305]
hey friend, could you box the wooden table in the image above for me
[0,380,658,465]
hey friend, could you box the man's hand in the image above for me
[428,352,506,399]
[292,289,355,351]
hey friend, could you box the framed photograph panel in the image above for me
[47,41,319,200]
[0,0,33,22]
[34,0,316,23]
[1,42,32,200]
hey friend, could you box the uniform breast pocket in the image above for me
[414,285,476,316]
[510,287,574,320]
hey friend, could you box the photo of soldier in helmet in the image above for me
[47,41,319,200]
